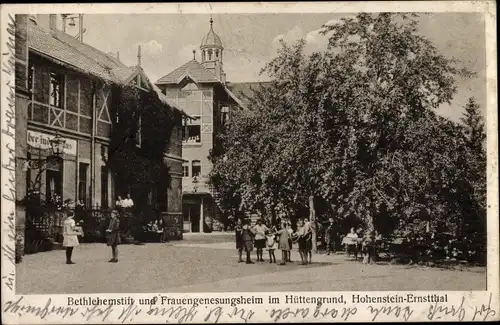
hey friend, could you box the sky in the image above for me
[74,13,486,122]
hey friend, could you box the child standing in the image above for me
[62,211,80,264]
[241,219,255,264]
[277,220,291,265]
[266,228,278,263]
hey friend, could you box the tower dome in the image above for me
[200,18,223,64]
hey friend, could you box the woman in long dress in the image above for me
[62,211,79,264]
[106,210,121,263]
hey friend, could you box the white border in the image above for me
[1,2,498,324]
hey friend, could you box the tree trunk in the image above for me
[309,195,318,253]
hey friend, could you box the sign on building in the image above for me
[27,130,77,156]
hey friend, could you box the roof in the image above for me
[27,20,191,118]
[28,20,121,82]
[201,19,223,49]
[155,60,249,110]
[226,81,272,108]
[155,59,220,85]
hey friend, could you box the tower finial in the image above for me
[137,45,141,66]
[192,50,196,60]
[210,17,213,28]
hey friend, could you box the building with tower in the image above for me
[156,18,246,233]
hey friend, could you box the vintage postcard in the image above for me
[1,1,498,323]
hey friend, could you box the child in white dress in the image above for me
[266,227,278,263]
[63,211,80,264]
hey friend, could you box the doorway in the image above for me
[190,203,201,233]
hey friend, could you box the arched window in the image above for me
[192,160,201,177]
[208,49,213,61]
[215,50,219,58]
[202,50,206,62]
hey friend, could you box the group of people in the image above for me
[341,226,382,264]
[145,219,167,243]
[62,209,122,264]
[115,194,134,209]
[235,217,314,266]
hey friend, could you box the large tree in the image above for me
[209,13,483,245]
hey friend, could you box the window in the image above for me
[221,106,229,125]
[182,163,189,177]
[28,64,34,93]
[78,163,89,207]
[46,158,62,200]
[101,166,109,208]
[49,72,64,108]
[182,118,201,144]
[208,49,212,61]
[192,160,201,177]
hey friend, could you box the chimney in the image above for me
[49,14,57,31]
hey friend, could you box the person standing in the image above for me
[296,219,307,265]
[62,211,80,264]
[252,219,269,262]
[286,220,296,262]
[277,220,291,265]
[266,226,278,263]
[325,218,336,255]
[122,194,134,208]
[303,219,313,264]
[106,210,121,263]
[121,194,134,241]
[158,218,167,243]
[235,219,244,263]
[115,196,123,209]
[241,219,255,264]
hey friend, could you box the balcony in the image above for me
[182,176,211,194]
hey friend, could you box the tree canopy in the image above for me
[208,13,486,241]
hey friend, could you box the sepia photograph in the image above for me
[1,2,498,323]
